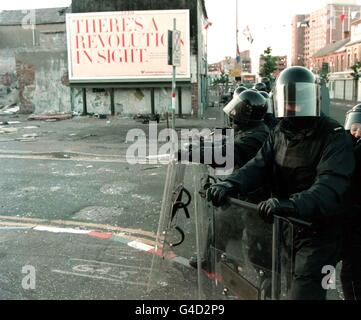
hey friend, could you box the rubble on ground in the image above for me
[133,113,160,124]
[28,113,73,121]
[0,104,20,115]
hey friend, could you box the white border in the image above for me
[66,9,191,83]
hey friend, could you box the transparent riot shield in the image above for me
[147,160,210,299]
[193,165,218,299]
[195,192,307,300]
[200,198,274,300]
[272,216,294,300]
[147,160,313,300]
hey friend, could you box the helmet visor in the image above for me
[345,112,361,130]
[274,83,320,117]
[223,95,241,116]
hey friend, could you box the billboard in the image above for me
[66,10,190,83]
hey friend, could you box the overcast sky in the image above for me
[205,0,361,72]
[2,0,361,73]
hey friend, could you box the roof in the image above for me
[345,38,361,47]
[0,7,70,26]
[312,38,350,58]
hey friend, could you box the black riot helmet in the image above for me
[261,77,272,92]
[253,82,267,92]
[273,66,321,118]
[233,85,247,98]
[344,104,361,130]
[259,91,274,114]
[259,91,269,99]
[223,89,267,125]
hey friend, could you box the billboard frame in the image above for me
[66,9,191,83]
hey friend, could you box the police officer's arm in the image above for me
[224,133,274,194]
[192,130,268,168]
[232,132,269,168]
[290,130,355,220]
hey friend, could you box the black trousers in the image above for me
[340,221,361,300]
[286,226,343,300]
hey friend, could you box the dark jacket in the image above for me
[263,113,279,130]
[342,135,361,220]
[225,116,355,223]
[190,121,270,170]
[232,122,270,170]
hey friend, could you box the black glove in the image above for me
[206,181,236,207]
[258,198,298,224]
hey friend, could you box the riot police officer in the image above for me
[341,104,361,300]
[181,89,270,170]
[187,89,271,269]
[206,66,355,300]
[258,91,279,130]
[221,89,270,169]
[260,77,272,93]
[233,85,247,98]
[253,82,268,92]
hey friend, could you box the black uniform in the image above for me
[341,136,361,300]
[231,122,270,170]
[180,122,269,169]
[263,113,279,130]
[210,121,270,247]
[189,90,271,270]
[221,116,355,299]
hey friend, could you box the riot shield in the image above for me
[147,160,210,299]
[193,165,218,299]
[199,198,274,300]
[195,195,304,300]
[147,160,313,300]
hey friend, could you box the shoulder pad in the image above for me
[321,117,344,134]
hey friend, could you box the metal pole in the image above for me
[151,88,155,115]
[169,19,178,150]
[197,0,203,119]
[342,6,345,38]
[110,88,115,116]
[236,0,239,56]
[272,217,282,300]
[82,88,87,116]
[178,87,182,118]
[228,198,312,227]
[172,18,177,132]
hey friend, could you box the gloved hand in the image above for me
[206,181,236,207]
[258,198,299,224]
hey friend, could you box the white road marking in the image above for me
[34,226,91,234]
[127,241,153,252]
[51,269,148,286]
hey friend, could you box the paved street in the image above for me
[329,100,354,124]
[0,110,224,300]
